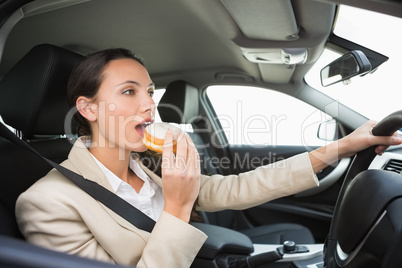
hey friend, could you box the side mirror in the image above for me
[320,50,372,87]
[318,119,338,141]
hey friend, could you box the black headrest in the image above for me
[157,80,199,124]
[0,44,84,137]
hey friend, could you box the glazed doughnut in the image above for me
[143,122,182,153]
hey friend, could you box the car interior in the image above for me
[1,0,402,268]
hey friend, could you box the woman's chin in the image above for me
[123,132,146,152]
[126,141,148,153]
[132,146,148,153]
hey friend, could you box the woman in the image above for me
[15,48,402,267]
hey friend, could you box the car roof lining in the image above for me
[0,0,336,90]
[1,0,401,92]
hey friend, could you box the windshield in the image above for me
[305,5,402,121]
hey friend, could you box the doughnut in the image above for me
[143,122,182,153]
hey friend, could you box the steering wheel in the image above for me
[324,110,402,268]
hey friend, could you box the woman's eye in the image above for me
[148,91,154,97]
[123,89,135,95]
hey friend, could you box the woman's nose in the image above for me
[141,94,156,114]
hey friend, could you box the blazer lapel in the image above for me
[67,137,148,233]
[67,137,114,191]
[135,157,163,188]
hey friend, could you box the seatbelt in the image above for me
[0,122,156,232]
[1,122,285,267]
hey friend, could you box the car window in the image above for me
[206,85,330,147]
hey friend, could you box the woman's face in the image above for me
[90,58,155,153]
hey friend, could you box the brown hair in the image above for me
[67,48,145,136]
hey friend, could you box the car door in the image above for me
[204,85,350,242]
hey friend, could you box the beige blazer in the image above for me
[16,137,318,267]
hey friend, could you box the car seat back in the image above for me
[0,44,84,238]
[158,80,220,176]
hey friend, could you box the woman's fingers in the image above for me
[161,130,200,222]
[162,129,174,170]
[175,131,187,171]
[374,133,402,155]
[340,120,402,158]
[369,121,401,152]
[185,133,200,175]
[162,129,200,174]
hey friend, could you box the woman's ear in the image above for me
[76,97,97,122]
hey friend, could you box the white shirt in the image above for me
[84,141,164,221]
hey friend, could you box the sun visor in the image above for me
[220,0,299,41]
[241,47,308,65]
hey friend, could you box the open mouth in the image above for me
[135,121,152,136]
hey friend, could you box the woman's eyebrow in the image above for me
[117,81,155,88]
[117,80,140,86]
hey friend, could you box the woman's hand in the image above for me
[161,130,200,223]
[339,120,402,158]
[309,120,402,174]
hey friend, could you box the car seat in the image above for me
[157,80,315,244]
[0,44,254,268]
[0,44,84,238]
